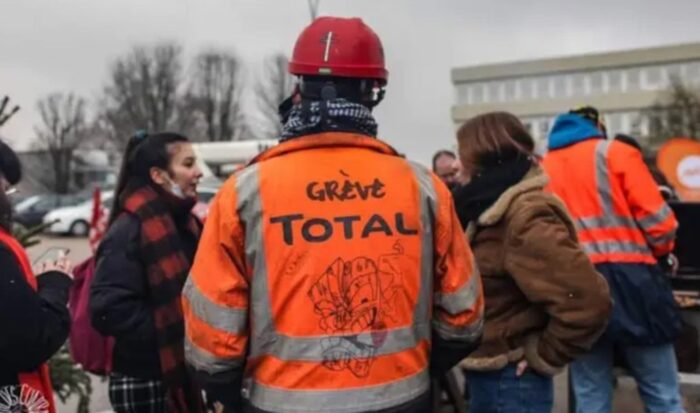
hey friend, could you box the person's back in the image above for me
[183,17,484,413]
[543,114,676,265]
[542,107,683,413]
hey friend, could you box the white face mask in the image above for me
[163,175,187,199]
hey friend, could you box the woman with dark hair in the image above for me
[451,112,611,412]
[0,140,73,413]
[89,132,204,413]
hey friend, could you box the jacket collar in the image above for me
[477,166,549,226]
[249,132,400,164]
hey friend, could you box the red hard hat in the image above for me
[289,17,388,81]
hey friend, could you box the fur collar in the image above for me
[477,166,548,227]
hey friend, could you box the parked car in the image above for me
[43,192,114,236]
[13,194,85,230]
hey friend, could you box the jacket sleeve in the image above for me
[431,175,484,375]
[183,178,248,410]
[0,246,72,371]
[504,199,611,375]
[611,142,678,256]
[89,214,157,343]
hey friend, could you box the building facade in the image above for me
[451,42,700,149]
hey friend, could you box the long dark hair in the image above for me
[0,140,21,232]
[108,132,189,227]
[0,179,11,232]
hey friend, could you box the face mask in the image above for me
[163,175,187,200]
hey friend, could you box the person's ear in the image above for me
[149,167,168,186]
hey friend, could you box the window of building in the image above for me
[482,83,492,103]
[471,84,485,104]
[666,63,683,84]
[457,84,470,104]
[685,61,700,84]
[629,113,643,136]
[552,75,568,98]
[488,82,504,103]
[590,71,604,95]
[639,116,650,137]
[571,73,586,97]
[537,77,551,99]
[643,66,663,90]
[517,78,536,101]
[625,68,641,92]
[504,80,517,101]
[608,70,622,93]
[607,113,623,135]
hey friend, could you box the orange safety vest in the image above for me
[543,138,678,265]
[183,133,483,413]
[0,228,57,413]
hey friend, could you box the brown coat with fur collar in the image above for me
[460,167,611,376]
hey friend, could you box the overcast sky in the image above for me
[2,0,700,164]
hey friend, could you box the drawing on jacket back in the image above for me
[307,243,405,377]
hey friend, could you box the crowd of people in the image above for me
[0,15,687,413]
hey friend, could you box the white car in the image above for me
[43,192,114,236]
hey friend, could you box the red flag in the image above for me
[88,187,107,252]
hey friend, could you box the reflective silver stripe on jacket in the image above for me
[638,204,673,231]
[574,140,673,256]
[183,276,248,334]
[434,258,481,316]
[248,369,430,413]
[580,240,651,256]
[184,337,245,374]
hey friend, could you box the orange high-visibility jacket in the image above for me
[183,133,483,413]
[543,138,678,265]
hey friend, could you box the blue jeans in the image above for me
[570,341,683,413]
[465,364,553,413]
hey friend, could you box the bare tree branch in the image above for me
[0,95,20,129]
[645,76,700,145]
[256,54,295,139]
[34,92,88,194]
[186,50,244,141]
[99,42,191,148]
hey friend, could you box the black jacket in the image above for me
[0,244,72,387]
[90,212,199,379]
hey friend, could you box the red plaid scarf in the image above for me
[122,184,204,413]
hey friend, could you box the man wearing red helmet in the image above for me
[184,17,484,413]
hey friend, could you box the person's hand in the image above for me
[36,252,73,279]
[516,359,529,377]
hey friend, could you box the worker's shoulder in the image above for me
[606,138,641,157]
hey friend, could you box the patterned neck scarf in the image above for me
[280,98,378,141]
